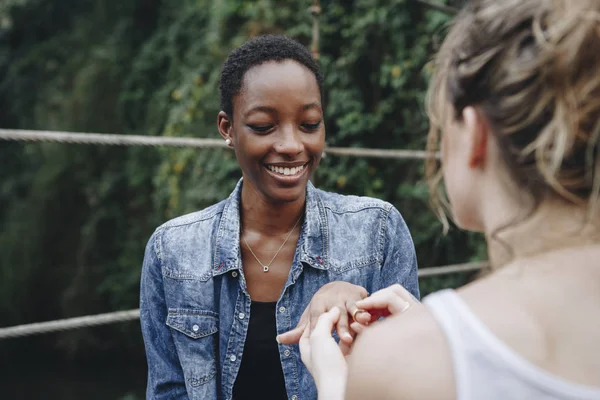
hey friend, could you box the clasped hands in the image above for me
[276,282,418,396]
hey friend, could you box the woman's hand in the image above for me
[277,281,371,350]
[299,307,347,400]
[349,284,418,335]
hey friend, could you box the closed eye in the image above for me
[302,121,322,131]
[247,124,273,133]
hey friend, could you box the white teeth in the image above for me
[267,164,306,176]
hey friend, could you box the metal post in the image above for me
[309,0,321,60]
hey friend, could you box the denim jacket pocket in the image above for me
[329,255,379,275]
[167,309,219,392]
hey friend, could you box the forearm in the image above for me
[317,383,345,400]
[316,370,347,400]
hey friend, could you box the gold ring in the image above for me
[400,302,411,314]
[352,308,363,321]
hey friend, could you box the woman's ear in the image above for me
[463,106,489,169]
[217,111,233,144]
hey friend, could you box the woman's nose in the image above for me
[275,126,303,157]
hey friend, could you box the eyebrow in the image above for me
[244,106,277,117]
[302,102,321,111]
[243,102,322,118]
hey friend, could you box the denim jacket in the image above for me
[140,179,420,400]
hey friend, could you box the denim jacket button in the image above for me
[230,355,237,362]
[279,306,286,313]
[192,324,199,332]
[231,271,238,278]
[238,313,245,320]
[291,395,298,400]
[284,349,291,357]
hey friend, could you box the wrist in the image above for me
[317,377,346,400]
[318,387,345,400]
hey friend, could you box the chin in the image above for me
[266,185,307,204]
[453,208,484,232]
[256,162,314,204]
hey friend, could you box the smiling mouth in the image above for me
[265,162,308,177]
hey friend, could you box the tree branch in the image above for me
[416,0,459,15]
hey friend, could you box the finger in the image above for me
[309,302,328,333]
[335,304,353,344]
[366,308,391,322]
[339,337,353,357]
[350,321,366,335]
[358,284,414,305]
[277,305,310,344]
[384,284,417,304]
[354,288,411,315]
[351,308,388,325]
[356,285,410,310]
[299,323,312,369]
[347,302,372,325]
[311,306,341,341]
[277,324,305,344]
[365,291,410,315]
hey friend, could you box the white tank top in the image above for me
[423,289,600,400]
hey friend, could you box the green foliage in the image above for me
[0,0,485,359]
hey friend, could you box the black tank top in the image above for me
[232,301,288,400]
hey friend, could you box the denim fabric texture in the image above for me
[140,179,420,400]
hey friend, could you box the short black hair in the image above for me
[219,34,324,118]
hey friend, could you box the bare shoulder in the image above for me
[345,304,455,400]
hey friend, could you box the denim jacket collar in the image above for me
[212,178,328,277]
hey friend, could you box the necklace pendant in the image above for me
[263,266,269,272]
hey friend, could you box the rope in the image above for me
[0,262,488,340]
[416,0,458,14]
[0,309,140,340]
[0,129,228,148]
[324,146,432,160]
[310,0,321,60]
[0,129,439,160]
[416,261,489,277]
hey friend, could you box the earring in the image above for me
[225,138,232,146]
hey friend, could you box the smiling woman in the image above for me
[219,58,325,204]
[139,34,420,400]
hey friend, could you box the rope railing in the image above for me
[416,261,489,277]
[0,129,439,160]
[0,0,462,345]
[416,0,459,15]
[0,261,488,340]
[0,310,140,340]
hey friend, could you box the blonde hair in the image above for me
[425,0,600,231]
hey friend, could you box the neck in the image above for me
[484,197,600,267]
[240,182,305,236]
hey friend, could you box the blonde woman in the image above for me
[299,0,600,399]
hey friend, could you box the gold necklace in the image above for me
[242,215,302,273]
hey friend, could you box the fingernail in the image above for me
[275,335,280,344]
[344,332,353,340]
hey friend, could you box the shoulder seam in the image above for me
[153,226,165,273]
[378,206,394,259]
[160,207,223,230]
